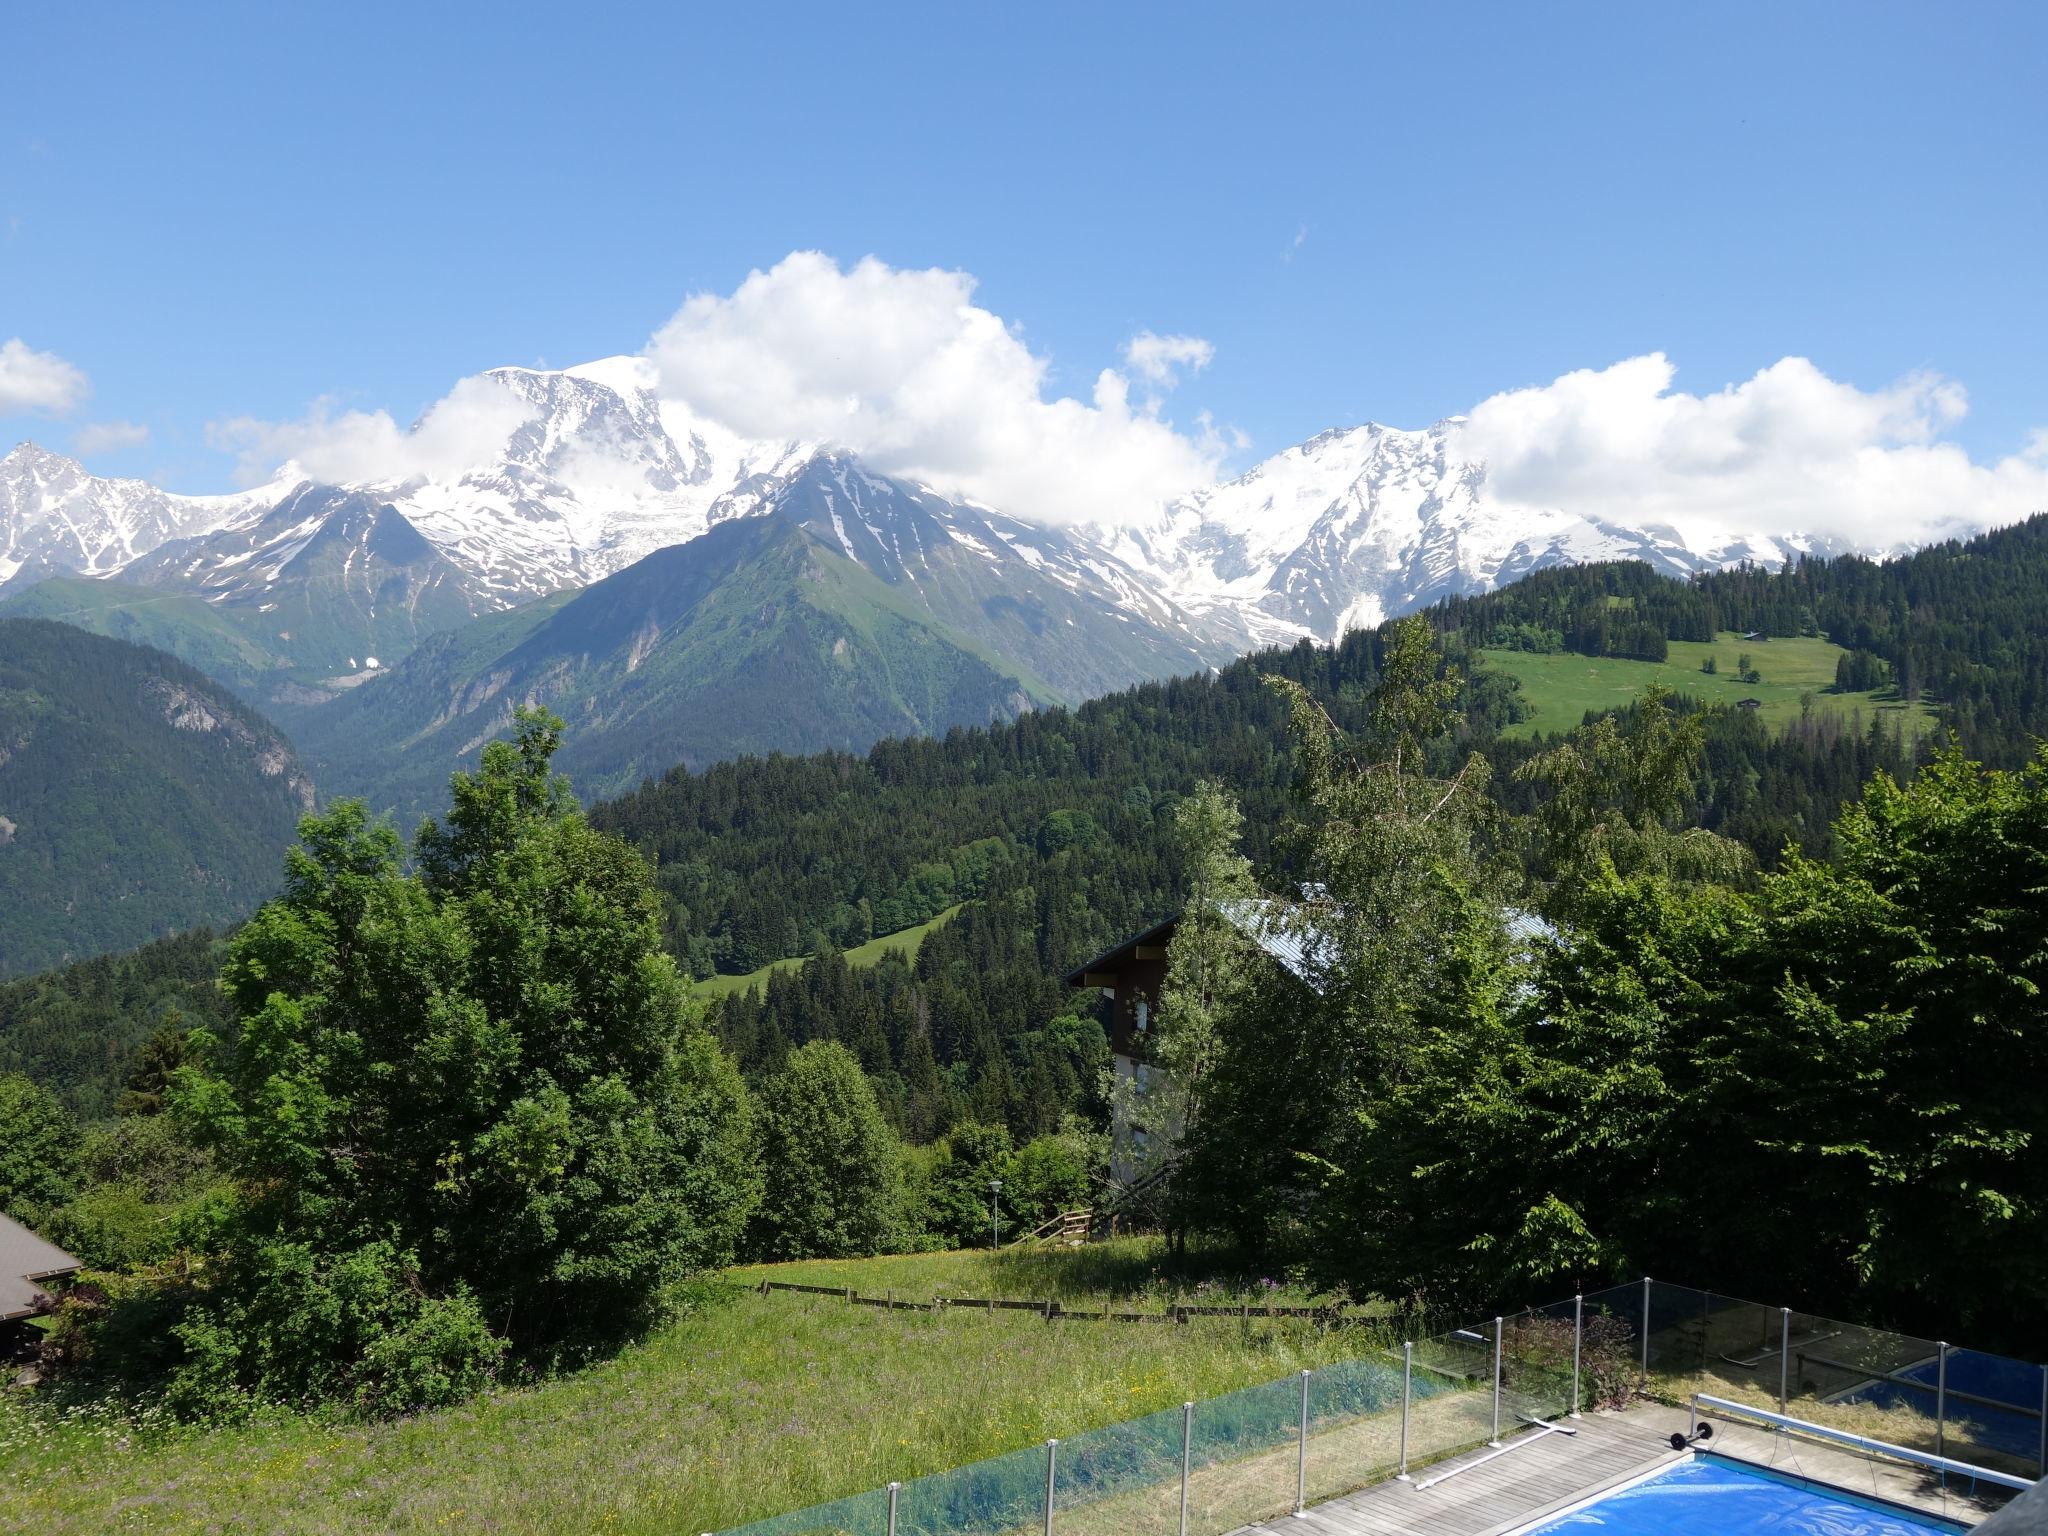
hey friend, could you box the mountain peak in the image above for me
[4,440,74,469]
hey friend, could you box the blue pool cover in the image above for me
[1514,1456,1969,1535]
[1844,1349,2044,1462]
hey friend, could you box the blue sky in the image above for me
[3,1,2044,506]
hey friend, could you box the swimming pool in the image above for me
[1840,1349,2045,1462]
[1510,1456,1971,1534]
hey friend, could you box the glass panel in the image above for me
[1906,1347,2043,1481]
[720,1487,890,1536]
[1576,1284,1644,1410]
[1050,1400,1186,1536]
[1777,1308,1944,1461]
[1300,1351,1408,1505]
[1501,1308,1574,1425]
[1401,1323,1504,1475]
[1183,1372,1301,1536]
[1643,1282,1785,1408]
[898,1440,1048,1536]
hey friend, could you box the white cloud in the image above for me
[1122,331,1214,388]
[208,373,539,488]
[0,337,90,415]
[1456,353,2048,551]
[645,252,1223,523]
[73,419,150,454]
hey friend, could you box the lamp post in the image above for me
[990,1179,1003,1249]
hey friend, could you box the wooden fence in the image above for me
[753,1279,1389,1328]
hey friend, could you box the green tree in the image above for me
[926,1121,1015,1247]
[165,709,756,1414]
[1004,1118,1105,1227]
[0,1071,80,1219]
[1515,687,1751,910]
[1143,781,1259,1242]
[1183,618,1504,1255]
[114,1013,191,1117]
[749,1040,899,1258]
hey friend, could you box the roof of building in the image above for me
[1214,897,1337,993]
[1066,900,1556,1001]
[0,1210,82,1321]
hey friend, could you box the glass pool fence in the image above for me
[716,1279,2046,1536]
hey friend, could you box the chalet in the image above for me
[1065,899,1330,1181]
[1064,899,1329,1069]
[1,1210,80,1330]
[1069,902,1553,1181]
[1737,697,1764,710]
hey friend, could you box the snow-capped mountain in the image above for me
[117,484,490,686]
[0,442,283,589]
[736,454,1251,697]
[368,357,810,603]
[1095,420,1828,646]
[2,359,1896,697]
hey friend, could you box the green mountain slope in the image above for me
[0,575,290,699]
[112,485,492,697]
[0,619,314,976]
[757,455,1240,700]
[294,516,1053,819]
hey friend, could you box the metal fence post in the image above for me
[1640,1277,1651,1393]
[887,1482,900,1536]
[1044,1438,1058,1536]
[1180,1403,1192,1536]
[1491,1316,1504,1446]
[1935,1344,1949,1464]
[1295,1368,1310,1515]
[2037,1365,2046,1478]
[1398,1342,1413,1479]
[1778,1307,1791,1414]
[1571,1294,1583,1417]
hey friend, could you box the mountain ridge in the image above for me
[289,514,1052,818]
[6,353,1935,674]
[0,617,314,975]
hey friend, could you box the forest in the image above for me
[2,522,2046,1424]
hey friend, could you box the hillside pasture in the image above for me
[691,905,962,999]
[0,1241,1388,1535]
[1480,632,1937,739]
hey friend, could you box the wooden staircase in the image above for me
[1008,1208,1094,1249]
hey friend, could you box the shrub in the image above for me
[160,1238,505,1422]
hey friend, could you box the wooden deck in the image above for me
[1233,1412,1681,1536]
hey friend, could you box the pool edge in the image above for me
[1701,1448,1980,1533]
[1487,1449,1981,1536]
[1473,1446,1689,1536]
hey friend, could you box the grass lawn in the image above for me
[0,1241,1392,1535]
[691,905,962,999]
[1479,632,1937,740]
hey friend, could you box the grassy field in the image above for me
[0,1241,1392,1535]
[1479,632,1937,739]
[691,905,961,999]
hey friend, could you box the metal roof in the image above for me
[0,1209,81,1321]
[1215,898,1336,993]
[1066,901,1557,1000]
